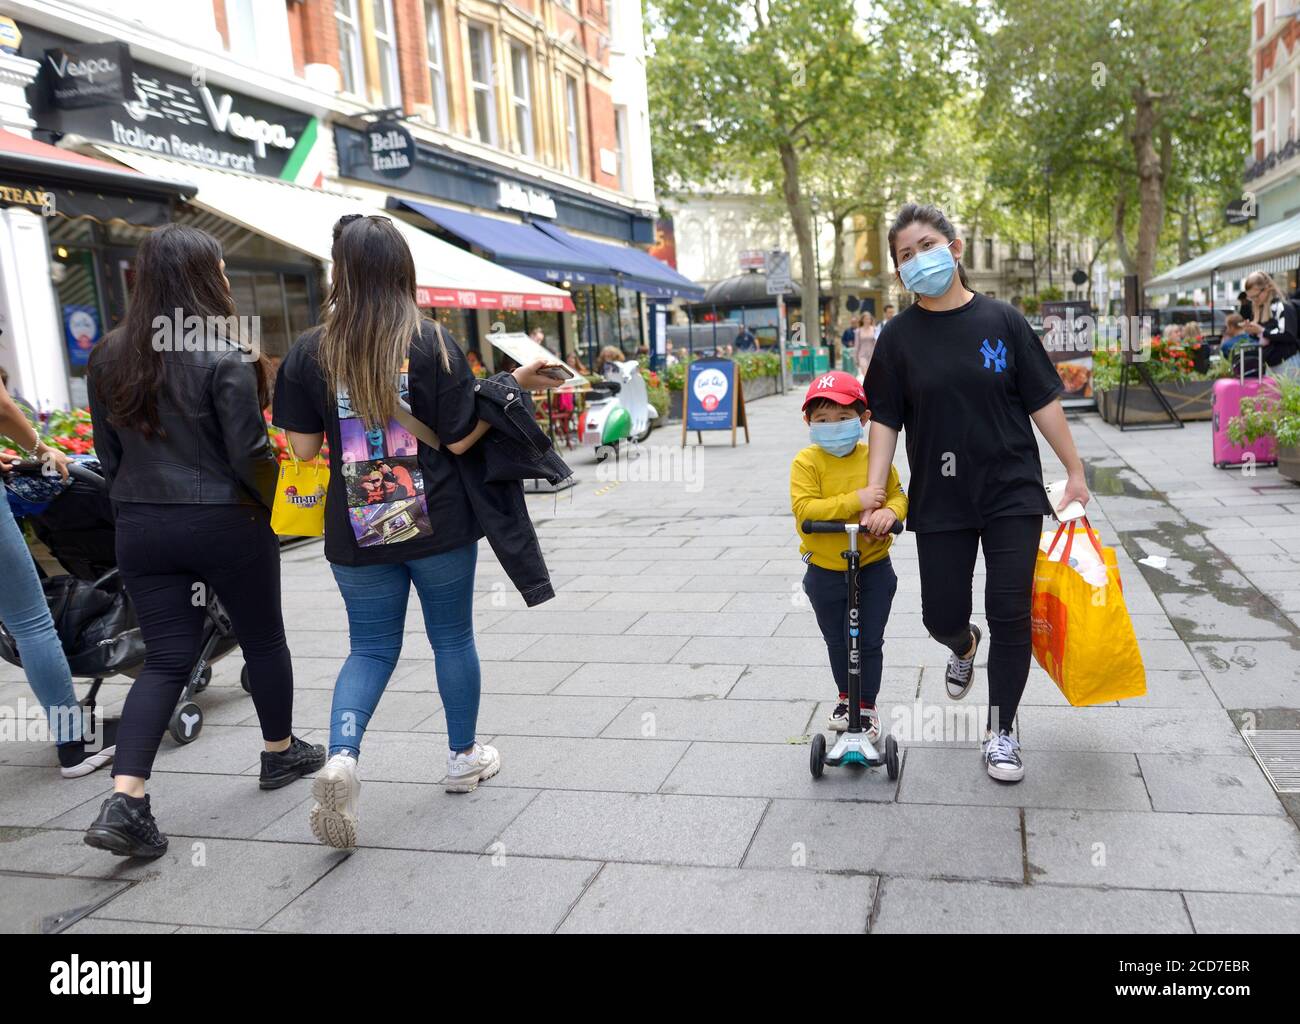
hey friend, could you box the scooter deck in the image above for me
[824,730,885,767]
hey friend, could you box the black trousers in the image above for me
[915,515,1042,734]
[113,503,293,779]
[803,557,897,704]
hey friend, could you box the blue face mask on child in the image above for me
[809,418,863,457]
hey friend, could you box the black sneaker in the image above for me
[57,717,119,779]
[83,793,168,858]
[259,735,326,790]
[945,623,981,700]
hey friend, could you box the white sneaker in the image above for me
[445,743,500,794]
[309,753,360,848]
[982,730,1025,783]
[862,707,881,744]
[828,700,850,732]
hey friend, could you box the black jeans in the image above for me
[802,557,897,704]
[915,515,1042,733]
[113,503,292,779]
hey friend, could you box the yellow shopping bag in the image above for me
[1030,518,1146,706]
[270,456,329,538]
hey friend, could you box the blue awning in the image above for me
[391,198,617,286]
[535,222,705,299]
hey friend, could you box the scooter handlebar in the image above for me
[802,518,904,536]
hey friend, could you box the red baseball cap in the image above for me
[802,371,866,412]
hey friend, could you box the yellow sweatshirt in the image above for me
[790,443,909,571]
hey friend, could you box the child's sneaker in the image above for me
[309,753,360,849]
[445,743,500,793]
[828,695,850,732]
[983,729,1025,783]
[945,623,981,700]
[862,705,881,743]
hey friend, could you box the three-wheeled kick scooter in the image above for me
[801,517,905,782]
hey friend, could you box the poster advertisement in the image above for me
[684,358,735,431]
[63,305,100,367]
[1040,300,1095,409]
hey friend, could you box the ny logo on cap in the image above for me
[816,374,837,389]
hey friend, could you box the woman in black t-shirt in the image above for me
[862,204,1090,784]
[1241,271,1300,375]
[272,215,560,848]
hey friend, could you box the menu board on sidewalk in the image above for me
[682,357,749,446]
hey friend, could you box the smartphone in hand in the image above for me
[1045,479,1086,522]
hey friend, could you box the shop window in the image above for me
[425,0,449,128]
[468,23,498,146]
[564,75,582,176]
[509,43,535,157]
[373,0,402,109]
[335,0,365,96]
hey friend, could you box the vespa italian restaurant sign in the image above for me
[25,26,313,179]
[43,40,132,108]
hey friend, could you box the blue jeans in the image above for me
[328,542,480,756]
[0,497,81,744]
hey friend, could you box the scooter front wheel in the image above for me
[810,733,826,779]
[885,734,900,781]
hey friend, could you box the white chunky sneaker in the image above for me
[309,753,360,849]
[983,730,1025,783]
[828,698,850,733]
[945,623,981,700]
[445,743,500,794]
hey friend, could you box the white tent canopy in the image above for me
[1145,209,1300,295]
[96,145,574,312]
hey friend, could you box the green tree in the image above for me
[647,0,964,340]
[978,0,1251,285]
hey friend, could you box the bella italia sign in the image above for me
[497,180,556,218]
[365,121,414,179]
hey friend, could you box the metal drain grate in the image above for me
[1243,730,1300,794]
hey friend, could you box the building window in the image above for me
[614,105,628,190]
[468,23,498,145]
[963,236,974,268]
[335,0,364,95]
[984,238,994,269]
[564,75,581,175]
[373,0,402,108]
[425,1,449,127]
[509,43,534,156]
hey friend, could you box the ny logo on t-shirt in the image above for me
[980,338,1007,373]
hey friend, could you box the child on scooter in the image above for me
[791,372,908,741]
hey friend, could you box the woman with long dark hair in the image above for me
[83,224,323,858]
[862,203,1089,783]
[273,215,560,848]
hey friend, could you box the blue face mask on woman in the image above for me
[809,418,863,457]
[899,241,957,297]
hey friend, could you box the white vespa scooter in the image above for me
[580,359,657,460]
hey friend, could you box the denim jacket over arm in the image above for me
[451,373,572,608]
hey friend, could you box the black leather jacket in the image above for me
[451,373,571,607]
[88,339,278,510]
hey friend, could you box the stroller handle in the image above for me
[8,459,107,491]
[803,518,904,536]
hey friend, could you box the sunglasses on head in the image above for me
[333,213,391,240]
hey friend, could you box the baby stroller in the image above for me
[0,458,243,745]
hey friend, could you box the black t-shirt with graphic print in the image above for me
[272,321,484,566]
[863,292,1063,533]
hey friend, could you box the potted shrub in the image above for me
[1228,375,1300,483]
[1092,334,1223,424]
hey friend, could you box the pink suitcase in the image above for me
[1212,344,1279,468]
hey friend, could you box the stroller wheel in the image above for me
[169,702,203,745]
[885,734,900,781]
[193,665,212,694]
[240,665,252,693]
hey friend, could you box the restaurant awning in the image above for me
[0,129,193,226]
[535,221,705,299]
[92,146,574,312]
[391,198,618,287]
[1145,209,1300,294]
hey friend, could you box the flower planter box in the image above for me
[1279,443,1300,484]
[1095,380,1214,424]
